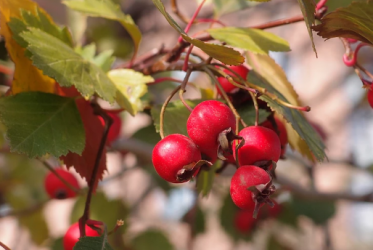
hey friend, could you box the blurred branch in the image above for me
[171,0,190,24]
[0,241,11,250]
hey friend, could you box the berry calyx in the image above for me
[44,169,80,199]
[187,100,236,162]
[234,209,256,233]
[217,65,250,95]
[233,126,281,166]
[152,134,202,183]
[63,222,100,250]
[261,117,288,156]
[230,165,275,217]
[368,88,373,109]
[99,112,122,145]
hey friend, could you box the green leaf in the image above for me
[63,0,141,58]
[74,227,114,250]
[237,104,270,126]
[313,1,373,45]
[291,198,336,224]
[207,27,290,54]
[132,125,161,146]
[19,208,49,245]
[267,235,289,250]
[70,192,128,235]
[75,43,115,72]
[20,28,117,102]
[152,0,244,65]
[131,230,174,250]
[50,238,64,250]
[8,7,73,48]
[212,0,257,17]
[296,0,317,56]
[0,92,85,158]
[247,71,326,161]
[196,162,220,197]
[108,69,153,116]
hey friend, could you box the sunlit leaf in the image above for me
[207,27,290,54]
[296,0,317,56]
[313,1,373,44]
[0,92,85,158]
[108,69,153,116]
[212,0,257,17]
[152,0,244,65]
[75,43,115,72]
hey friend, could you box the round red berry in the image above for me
[233,126,281,166]
[367,89,373,109]
[152,134,201,183]
[44,169,80,199]
[99,112,122,145]
[234,209,256,233]
[187,100,236,162]
[217,65,249,95]
[63,222,100,250]
[230,165,271,209]
[261,117,288,156]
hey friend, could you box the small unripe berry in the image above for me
[63,222,100,250]
[233,126,281,166]
[44,169,80,199]
[187,100,236,162]
[152,134,201,183]
[217,65,250,95]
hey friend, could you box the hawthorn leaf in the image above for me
[196,161,220,197]
[237,104,270,126]
[296,0,317,56]
[247,71,326,162]
[0,0,56,94]
[212,0,257,17]
[313,1,373,45]
[74,226,114,250]
[0,92,85,158]
[152,0,244,65]
[291,198,336,224]
[50,238,64,250]
[60,99,107,189]
[63,0,141,59]
[75,43,115,72]
[207,27,290,54]
[131,230,174,250]
[108,69,153,116]
[20,28,117,102]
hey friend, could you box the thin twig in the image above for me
[160,85,182,139]
[171,0,190,24]
[355,63,373,81]
[179,68,194,112]
[79,101,113,237]
[178,0,207,43]
[0,241,11,250]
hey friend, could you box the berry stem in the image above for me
[343,42,368,67]
[41,161,82,195]
[249,91,259,126]
[355,63,373,81]
[0,241,11,250]
[177,0,207,43]
[183,45,194,72]
[316,0,328,11]
[79,101,113,237]
[203,66,248,127]
[159,85,182,139]
[179,68,194,112]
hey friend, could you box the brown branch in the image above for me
[0,241,11,250]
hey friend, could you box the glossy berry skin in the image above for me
[187,100,236,162]
[261,117,288,156]
[368,89,373,109]
[152,134,201,183]
[63,222,100,250]
[99,112,122,145]
[217,65,250,95]
[234,209,256,233]
[230,165,271,209]
[44,169,80,199]
[233,126,281,166]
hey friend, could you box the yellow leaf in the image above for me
[0,0,55,94]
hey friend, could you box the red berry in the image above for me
[44,169,80,199]
[152,134,201,183]
[187,100,236,162]
[234,209,256,233]
[261,117,288,156]
[233,126,281,166]
[230,165,271,210]
[368,89,373,109]
[99,112,122,145]
[217,65,249,95]
[63,222,100,250]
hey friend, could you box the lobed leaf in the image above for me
[75,43,115,73]
[313,1,373,45]
[152,0,244,65]
[207,27,290,54]
[296,0,317,56]
[0,0,57,94]
[0,92,85,158]
[63,0,141,59]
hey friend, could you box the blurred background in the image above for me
[1,0,373,249]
